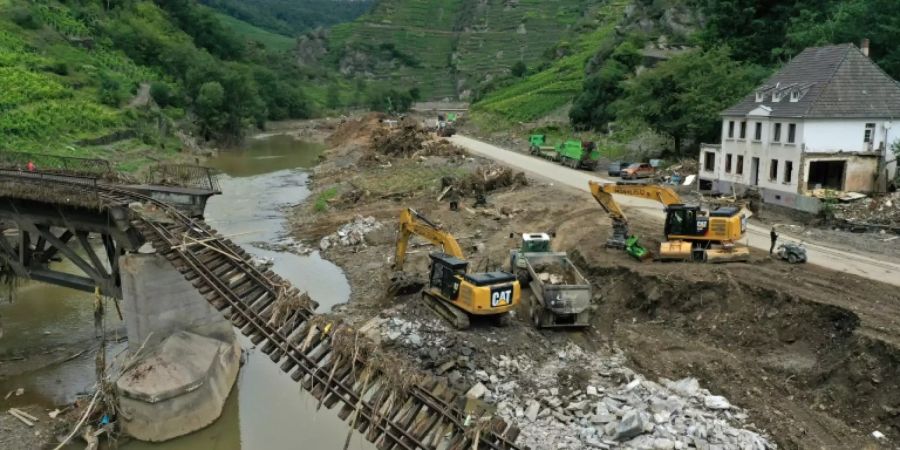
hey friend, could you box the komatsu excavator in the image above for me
[393,208,520,329]
[588,181,750,263]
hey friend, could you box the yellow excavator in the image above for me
[393,208,520,329]
[588,181,750,262]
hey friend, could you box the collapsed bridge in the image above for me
[0,155,524,450]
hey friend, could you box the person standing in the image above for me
[26,161,35,172]
[769,226,778,255]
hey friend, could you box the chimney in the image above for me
[861,38,870,57]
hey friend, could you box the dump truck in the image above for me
[557,140,599,170]
[528,134,559,161]
[509,233,592,328]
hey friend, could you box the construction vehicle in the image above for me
[588,181,751,263]
[509,233,592,328]
[528,134,559,161]
[776,242,807,264]
[557,140,599,170]
[393,208,520,329]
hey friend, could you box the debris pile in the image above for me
[417,139,467,158]
[455,165,528,196]
[318,216,383,250]
[533,262,577,285]
[370,312,774,450]
[831,192,900,227]
[369,120,427,157]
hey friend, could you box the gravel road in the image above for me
[450,134,900,287]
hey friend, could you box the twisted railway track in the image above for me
[3,173,525,450]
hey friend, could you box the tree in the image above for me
[326,84,341,109]
[98,72,128,107]
[511,60,527,78]
[614,47,767,155]
[150,82,173,108]
[569,61,628,131]
[195,81,225,139]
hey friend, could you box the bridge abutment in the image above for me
[116,251,240,442]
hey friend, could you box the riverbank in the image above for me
[290,114,900,449]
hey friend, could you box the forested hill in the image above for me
[468,0,900,155]
[0,0,333,166]
[200,0,374,36]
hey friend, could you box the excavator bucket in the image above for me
[624,236,651,261]
[658,240,693,261]
[704,245,751,263]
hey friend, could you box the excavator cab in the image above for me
[664,205,709,237]
[428,253,467,299]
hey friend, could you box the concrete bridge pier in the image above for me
[115,250,240,442]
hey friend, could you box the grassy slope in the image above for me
[213,11,295,52]
[0,4,150,162]
[328,0,594,100]
[471,0,629,130]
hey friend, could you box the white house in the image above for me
[699,43,900,213]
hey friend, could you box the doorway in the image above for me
[807,160,846,190]
[750,157,760,186]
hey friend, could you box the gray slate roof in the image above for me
[722,44,900,118]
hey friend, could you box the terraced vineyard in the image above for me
[329,0,597,99]
[472,0,629,127]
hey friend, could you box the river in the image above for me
[0,133,374,449]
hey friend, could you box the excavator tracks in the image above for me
[5,174,526,450]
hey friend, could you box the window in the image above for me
[864,123,876,143]
[787,123,796,143]
[790,90,800,102]
[770,159,778,180]
[739,121,747,139]
[728,121,735,138]
[704,152,715,172]
[784,161,793,183]
[754,122,762,141]
[736,155,744,175]
[725,154,732,173]
[773,123,782,142]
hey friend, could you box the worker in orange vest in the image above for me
[26,161,35,172]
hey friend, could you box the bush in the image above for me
[98,72,129,107]
[314,187,338,212]
[150,82,172,107]
[10,5,41,30]
[511,60,527,78]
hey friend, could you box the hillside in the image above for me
[0,0,329,168]
[327,0,599,100]
[201,0,374,36]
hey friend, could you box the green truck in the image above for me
[528,134,559,161]
[557,140,600,170]
[527,135,599,171]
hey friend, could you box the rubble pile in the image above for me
[318,216,383,250]
[369,120,427,157]
[832,192,900,226]
[372,313,774,450]
[455,165,528,196]
[417,139,467,157]
[532,261,577,285]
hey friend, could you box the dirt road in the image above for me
[450,134,900,286]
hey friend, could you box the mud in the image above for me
[290,118,900,449]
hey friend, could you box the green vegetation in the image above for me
[201,0,373,36]
[314,187,338,212]
[328,0,598,100]
[470,0,630,129]
[0,0,344,164]
[213,12,295,52]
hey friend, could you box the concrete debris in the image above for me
[466,382,488,399]
[369,308,773,450]
[704,395,732,410]
[872,430,886,440]
[832,191,900,226]
[319,215,382,250]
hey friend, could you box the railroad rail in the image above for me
[3,173,525,450]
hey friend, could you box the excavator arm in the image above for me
[394,208,464,270]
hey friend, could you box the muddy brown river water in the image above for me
[0,134,374,449]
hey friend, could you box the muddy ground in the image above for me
[290,115,899,449]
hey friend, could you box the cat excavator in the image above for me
[393,208,520,329]
[588,181,750,263]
